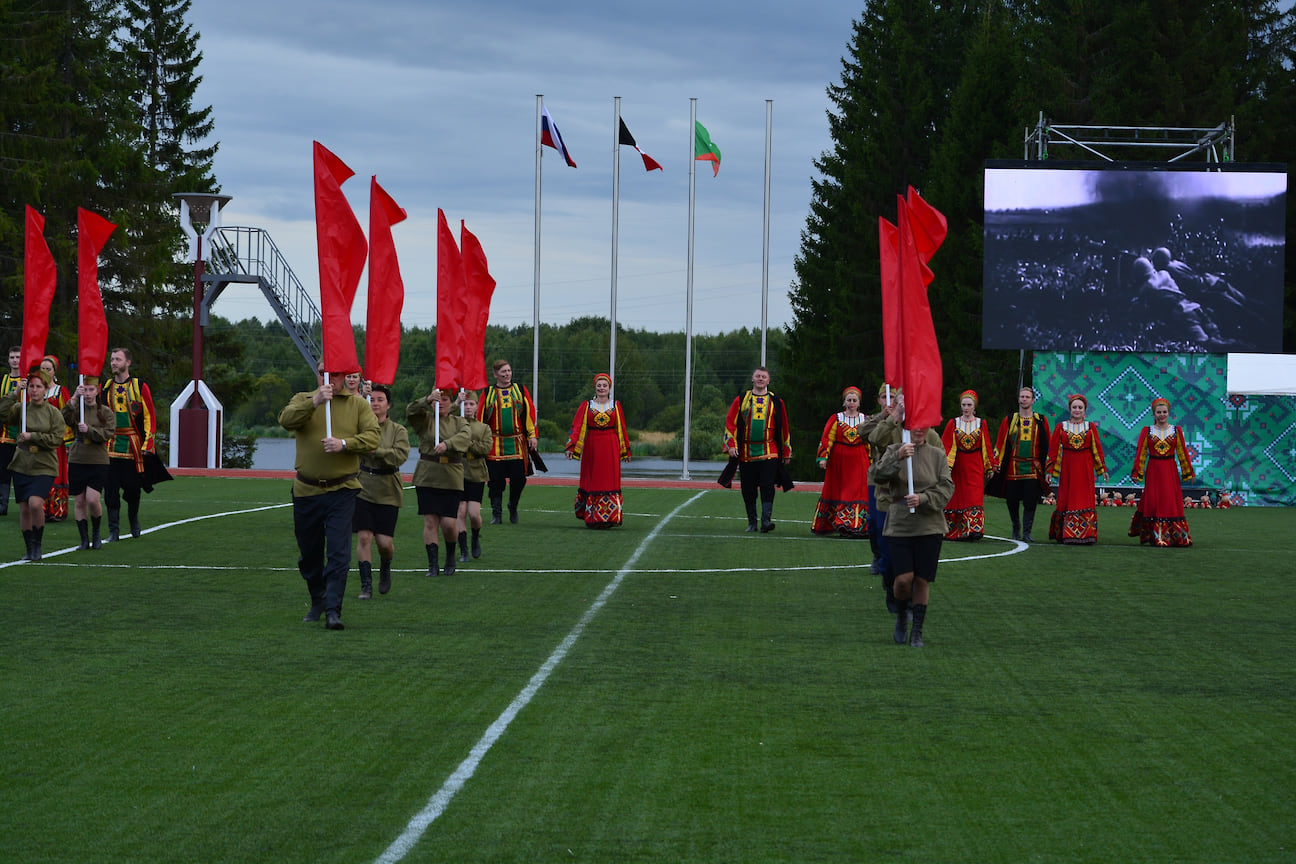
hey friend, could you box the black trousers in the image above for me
[738,459,778,506]
[486,459,527,504]
[104,458,143,512]
[293,487,358,615]
[1004,477,1042,523]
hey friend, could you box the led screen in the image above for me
[983,161,1286,353]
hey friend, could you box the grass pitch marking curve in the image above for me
[372,490,708,864]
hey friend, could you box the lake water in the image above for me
[250,438,703,479]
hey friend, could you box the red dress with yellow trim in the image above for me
[566,399,631,527]
[940,416,995,541]
[812,411,870,537]
[1128,424,1194,547]
[1046,420,1107,545]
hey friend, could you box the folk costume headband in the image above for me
[842,386,862,399]
[960,389,978,404]
[1068,393,1088,407]
[1151,397,1171,411]
[593,373,612,387]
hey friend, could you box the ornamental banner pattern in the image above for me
[1034,352,1296,507]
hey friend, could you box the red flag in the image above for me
[906,185,947,280]
[878,216,901,390]
[364,177,407,385]
[619,118,663,172]
[77,207,117,378]
[313,141,368,374]
[21,206,57,375]
[895,193,943,431]
[459,221,497,391]
[435,209,465,390]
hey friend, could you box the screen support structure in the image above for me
[1023,112,1236,163]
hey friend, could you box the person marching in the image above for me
[940,389,996,541]
[1,366,66,562]
[991,386,1051,542]
[813,385,871,538]
[0,345,22,516]
[723,366,793,533]
[102,347,156,541]
[353,383,410,598]
[1128,397,1195,547]
[63,380,115,550]
[409,387,472,577]
[476,359,538,525]
[456,390,493,562]
[566,372,632,528]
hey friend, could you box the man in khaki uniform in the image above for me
[279,364,380,630]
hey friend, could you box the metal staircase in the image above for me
[201,226,322,369]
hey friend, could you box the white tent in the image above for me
[1227,353,1296,396]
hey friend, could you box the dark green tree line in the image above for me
[784,0,1296,477]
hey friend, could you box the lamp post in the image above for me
[171,192,232,469]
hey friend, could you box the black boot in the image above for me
[760,500,776,533]
[425,543,440,577]
[378,558,392,595]
[20,529,33,561]
[508,500,519,524]
[358,561,373,599]
[129,503,142,539]
[490,497,503,525]
[77,519,90,550]
[442,538,457,576]
[909,603,928,647]
[0,482,9,516]
[471,528,482,559]
[893,598,910,644]
[29,525,43,562]
[90,516,102,550]
[744,499,758,532]
[458,530,469,562]
[107,507,120,542]
[1022,510,1035,544]
[1009,510,1021,541]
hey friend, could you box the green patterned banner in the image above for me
[1035,352,1296,506]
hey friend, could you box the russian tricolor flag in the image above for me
[541,104,577,168]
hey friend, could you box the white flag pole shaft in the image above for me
[324,372,333,441]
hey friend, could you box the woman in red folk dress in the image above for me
[813,386,870,538]
[1128,397,1194,547]
[1046,394,1108,545]
[566,373,631,528]
[940,389,996,541]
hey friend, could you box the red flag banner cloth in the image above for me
[878,216,901,391]
[77,207,117,378]
[694,121,722,177]
[541,104,577,168]
[619,118,662,172]
[435,209,466,390]
[459,220,497,391]
[364,177,407,386]
[906,184,948,277]
[895,193,944,431]
[22,205,57,374]
[313,141,368,374]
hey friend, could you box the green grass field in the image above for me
[2,478,1293,863]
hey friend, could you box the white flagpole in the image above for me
[323,372,332,440]
[533,94,543,411]
[610,96,621,400]
[761,99,773,366]
[79,373,84,425]
[682,97,697,481]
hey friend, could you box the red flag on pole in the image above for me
[906,184,948,272]
[21,206,57,374]
[459,221,497,391]
[364,177,407,385]
[77,207,117,378]
[435,209,465,390]
[894,192,944,431]
[878,215,901,390]
[313,141,368,374]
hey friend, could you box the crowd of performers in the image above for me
[1,346,159,562]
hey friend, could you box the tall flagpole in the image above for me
[761,99,773,366]
[533,95,543,406]
[682,97,697,480]
[610,96,621,398]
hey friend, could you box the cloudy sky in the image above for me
[184,0,864,336]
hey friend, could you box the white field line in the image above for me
[372,490,708,864]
